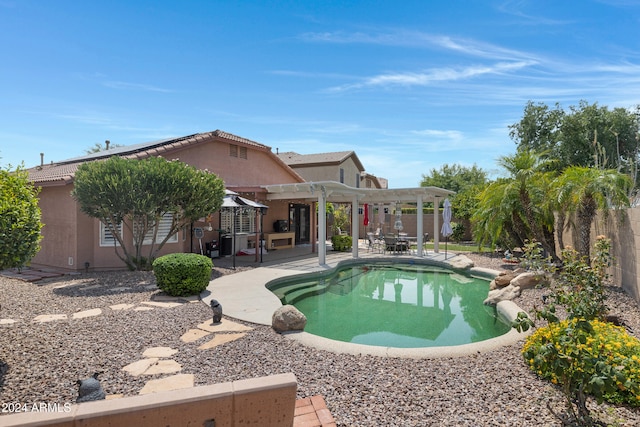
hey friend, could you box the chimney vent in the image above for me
[105,140,110,150]
[40,153,44,166]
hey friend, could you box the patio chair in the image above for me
[367,232,384,253]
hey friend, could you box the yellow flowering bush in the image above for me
[523,318,640,407]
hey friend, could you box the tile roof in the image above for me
[26,130,272,185]
[277,150,364,170]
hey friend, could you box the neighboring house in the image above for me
[26,130,305,271]
[277,151,386,189]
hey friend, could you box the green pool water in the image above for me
[268,263,510,348]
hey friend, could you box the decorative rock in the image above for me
[494,271,518,287]
[138,374,194,395]
[511,272,546,291]
[446,255,474,270]
[0,318,16,326]
[484,284,521,306]
[210,299,223,323]
[142,346,178,358]
[133,307,154,311]
[76,373,106,403]
[272,305,307,333]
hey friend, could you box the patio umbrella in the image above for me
[441,198,453,259]
[363,204,369,227]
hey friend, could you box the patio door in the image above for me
[289,204,310,245]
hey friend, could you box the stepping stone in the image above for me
[0,319,16,326]
[138,374,194,395]
[110,303,135,311]
[196,318,253,333]
[134,307,154,311]
[140,301,183,309]
[153,294,200,303]
[122,358,159,377]
[32,314,67,323]
[142,346,178,358]
[143,360,182,375]
[72,308,102,319]
[198,332,247,350]
[180,328,212,343]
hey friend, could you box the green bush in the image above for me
[152,253,213,296]
[451,222,465,242]
[331,235,352,252]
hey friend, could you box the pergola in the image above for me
[263,181,454,265]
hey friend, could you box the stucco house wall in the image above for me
[27,130,304,271]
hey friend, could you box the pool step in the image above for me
[283,283,327,305]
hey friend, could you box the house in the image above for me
[276,151,387,189]
[26,130,305,271]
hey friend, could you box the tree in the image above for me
[509,101,565,163]
[511,100,640,187]
[473,150,558,259]
[555,166,631,258]
[0,166,43,269]
[421,163,488,220]
[72,156,225,270]
[420,163,487,193]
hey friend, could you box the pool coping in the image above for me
[201,253,531,359]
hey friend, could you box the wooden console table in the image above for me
[264,232,295,249]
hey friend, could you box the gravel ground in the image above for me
[1,254,639,426]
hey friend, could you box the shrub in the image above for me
[523,318,640,410]
[331,235,352,252]
[450,222,465,242]
[152,253,212,296]
[512,237,639,425]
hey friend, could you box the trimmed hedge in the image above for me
[152,253,213,296]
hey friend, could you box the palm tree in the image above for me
[555,166,631,258]
[495,150,559,261]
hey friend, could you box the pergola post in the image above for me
[416,194,424,257]
[318,186,327,265]
[433,196,440,253]
[351,195,359,258]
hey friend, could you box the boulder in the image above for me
[446,255,474,270]
[484,284,521,306]
[494,271,518,287]
[272,305,307,333]
[511,272,545,291]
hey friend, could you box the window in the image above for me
[230,144,248,159]
[356,173,360,188]
[134,213,178,245]
[220,209,256,234]
[339,168,344,183]
[100,221,122,247]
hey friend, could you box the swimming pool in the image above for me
[267,262,511,348]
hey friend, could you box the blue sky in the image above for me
[1,0,639,188]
